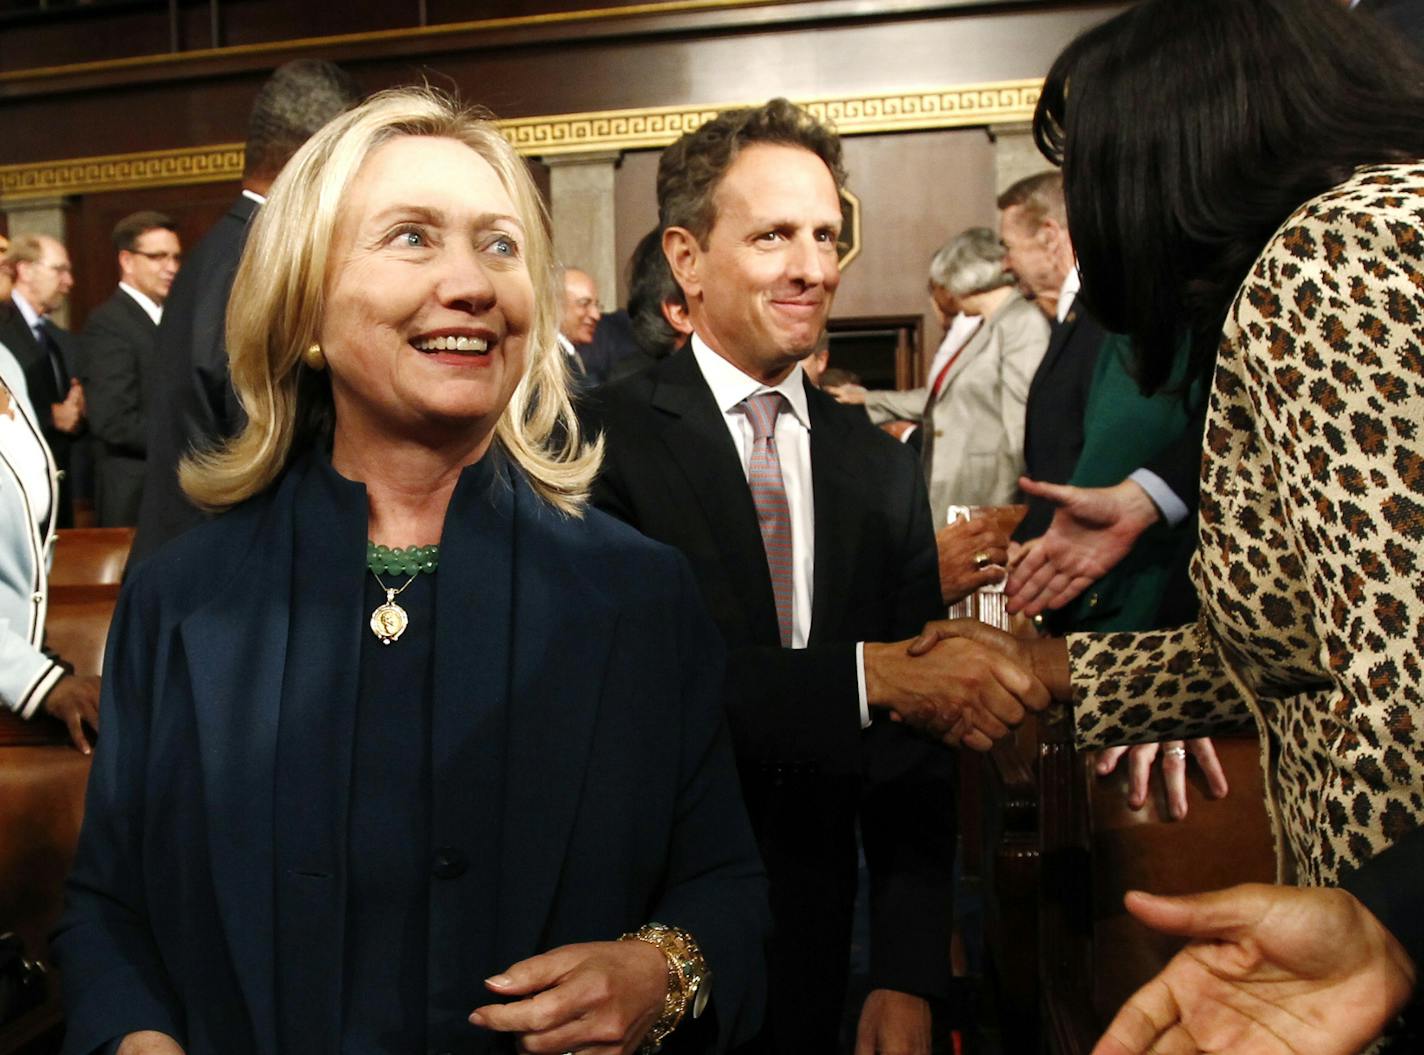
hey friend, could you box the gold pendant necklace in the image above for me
[369,570,418,645]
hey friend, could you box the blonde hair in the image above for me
[181,87,601,516]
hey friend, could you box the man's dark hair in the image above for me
[112,210,177,253]
[244,60,360,180]
[1033,0,1424,393]
[626,228,685,359]
[656,97,846,244]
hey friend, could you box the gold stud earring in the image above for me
[302,343,326,371]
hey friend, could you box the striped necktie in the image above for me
[742,391,794,647]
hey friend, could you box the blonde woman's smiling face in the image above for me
[320,134,535,454]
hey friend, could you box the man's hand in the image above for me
[1006,478,1161,616]
[864,630,1049,751]
[116,1033,185,1055]
[880,420,917,442]
[1094,884,1417,1055]
[470,940,667,1054]
[826,383,868,405]
[855,988,931,1055]
[42,673,100,754]
[51,379,85,433]
[1095,739,1230,821]
[936,518,1008,606]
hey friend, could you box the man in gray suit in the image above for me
[82,211,182,526]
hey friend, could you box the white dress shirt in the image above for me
[119,283,163,326]
[690,335,872,726]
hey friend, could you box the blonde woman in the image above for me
[54,88,767,1055]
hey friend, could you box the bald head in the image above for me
[560,267,601,345]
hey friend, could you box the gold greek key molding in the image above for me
[506,80,1041,156]
[0,80,1039,204]
[0,144,243,204]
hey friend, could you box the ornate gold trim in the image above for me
[1,144,243,203]
[0,81,1040,204]
[504,81,1040,156]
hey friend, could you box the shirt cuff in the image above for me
[1128,468,1189,527]
[19,660,66,720]
[855,641,871,729]
[899,425,917,443]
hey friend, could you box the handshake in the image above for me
[864,619,1066,751]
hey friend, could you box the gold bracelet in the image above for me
[619,922,711,1053]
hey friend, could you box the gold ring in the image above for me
[973,550,991,569]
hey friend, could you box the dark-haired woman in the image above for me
[918,0,1424,1049]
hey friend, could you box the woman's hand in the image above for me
[116,1033,185,1055]
[1094,884,1417,1055]
[1094,738,1230,820]
[936,518,1009,605]
[470,940,667,1054]
[43,673,101,754]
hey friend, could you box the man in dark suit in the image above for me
[131,59,358,565]
[82,211,182,527]
[590,99,1046,1054]
[0,232,84,527]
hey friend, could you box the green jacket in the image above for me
[1052,334,1203,633]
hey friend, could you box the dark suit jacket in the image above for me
[132,196,256,564]
[586,346,955,1008]
[0,303,80,525]
[82,289,159,526]
[1017,303,1106,541]
[54,450,768,1055]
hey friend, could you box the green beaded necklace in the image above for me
[366,541,440,577]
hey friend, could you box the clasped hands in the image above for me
[865,618,1053,751]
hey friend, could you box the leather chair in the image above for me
[0,586,118,1052]
[48,529,134,588]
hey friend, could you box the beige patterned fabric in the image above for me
[1068,162,1424,888]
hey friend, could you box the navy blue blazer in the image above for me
[54,450,768,1054]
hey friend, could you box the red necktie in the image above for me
[742,392,794,647]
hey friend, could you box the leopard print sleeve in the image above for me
[1066,624,1253,749]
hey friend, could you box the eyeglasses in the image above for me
[42,262,73,275]
[131,250,182,264]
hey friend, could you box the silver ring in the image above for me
[1164,746,1187,760]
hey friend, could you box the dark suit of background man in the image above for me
[589,99,1041,1055]
[82,211,182,527]
[0,233,84,528]
[131,59,359,566]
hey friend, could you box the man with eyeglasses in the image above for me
[0,233,84,527]
[82,211,182,526]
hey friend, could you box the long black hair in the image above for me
[1034,0,1424,393]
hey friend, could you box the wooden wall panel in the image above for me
[834,128,999,379]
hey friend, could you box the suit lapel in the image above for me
[806,384,863,644]
[495,472,617,964]
[180,470,305,1053]
[647,349,783,646]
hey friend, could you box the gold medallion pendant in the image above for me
[370,590,410,645]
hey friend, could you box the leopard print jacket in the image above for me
[1067,162,1424,887]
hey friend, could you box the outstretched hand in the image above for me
[1093,884,1417,1055]
[1006,478,1161,616]
[43,673,101,754]
[470,940,667,1054]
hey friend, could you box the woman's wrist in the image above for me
[618,923,710,1052]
